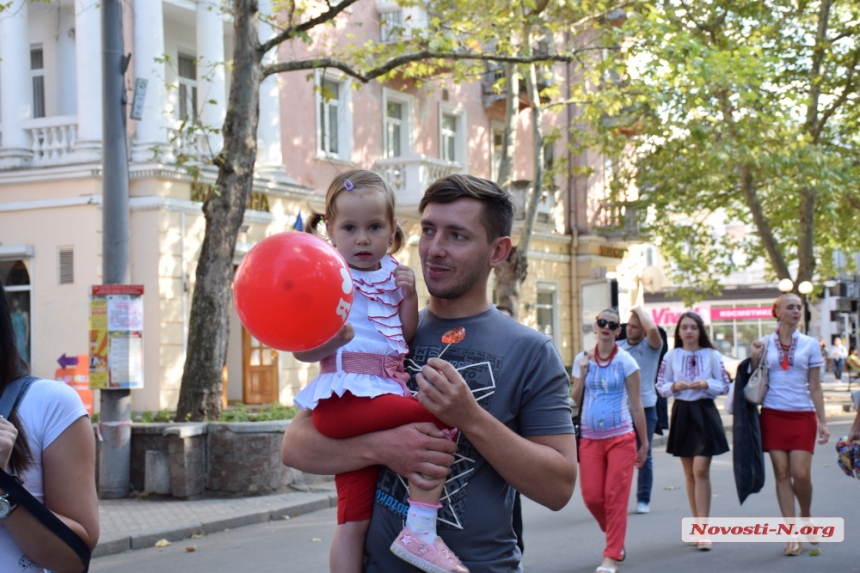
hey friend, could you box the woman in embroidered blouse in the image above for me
[750,293,828,557]
[656,311,729,551]
[572,308,648,573]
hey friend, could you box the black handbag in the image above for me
[0,376,91,572]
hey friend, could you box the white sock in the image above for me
[405,500,439,543]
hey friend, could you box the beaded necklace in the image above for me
[593,343,618,368]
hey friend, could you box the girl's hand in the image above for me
[394,265,417,300]
[817,421,830,445]
[750,340,765,362]
[0,416,18,472]
[692,379,709,391]
[332,323,355,348]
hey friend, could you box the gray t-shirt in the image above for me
[617,337,663,408]
[364,307,574,572]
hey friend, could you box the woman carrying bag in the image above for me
[750,293,828,557]
[0,282,98,572]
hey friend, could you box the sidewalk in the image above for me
[95,485,337,558]
[95,383,859,560]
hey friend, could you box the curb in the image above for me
[93,491,338,558]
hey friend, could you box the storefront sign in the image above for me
[711,306,772,321]
[648,304,712,327]
[89,285,144,390]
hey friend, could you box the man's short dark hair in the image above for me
[419,174,514,241]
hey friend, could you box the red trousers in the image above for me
[579,432,637,561]
[312,391,449,524]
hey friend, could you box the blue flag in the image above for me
[292,213,303,232]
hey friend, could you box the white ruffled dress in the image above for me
[294,254,409,410]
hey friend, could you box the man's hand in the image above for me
[415,357,480,430]
[373,422,458,488]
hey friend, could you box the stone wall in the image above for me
[100,419,327,499]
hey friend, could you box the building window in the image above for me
[386,101,403,157]
[316,73,353,160]
[319,79,340,155]
[536,282,560,348]
[380,9,403,42]
[178,54,197,121]
[441,113,457,162]
[383,89,414,158]
[439,105,465,165]
[491,125,504,182]
[59,248,74,285]
[31,46,45,118]
[1,260,32,365]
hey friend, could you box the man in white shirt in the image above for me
[618,307,664,514]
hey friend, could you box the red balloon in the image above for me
[233,233,354,352]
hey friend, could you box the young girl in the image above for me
[293,170,467,573]
[656,311,729,551]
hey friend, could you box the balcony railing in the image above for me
[374,155,463,207]
[23,115,79,167]
[592,201,639,238]
[167,126,209,162]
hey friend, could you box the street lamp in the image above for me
[798,280,814,335]
[778,278,794,293]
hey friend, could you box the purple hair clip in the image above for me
[344,179,354,191]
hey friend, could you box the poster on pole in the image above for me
[89,285,144,389]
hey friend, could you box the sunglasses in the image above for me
[596,318,620,330]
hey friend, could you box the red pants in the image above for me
[579,433,637,561]
[312,391,449,524]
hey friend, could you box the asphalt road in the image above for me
[92,414,860,573]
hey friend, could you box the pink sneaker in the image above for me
[390,527,469,573]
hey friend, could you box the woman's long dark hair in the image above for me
[0,283,33,472]
[673,311,714,350]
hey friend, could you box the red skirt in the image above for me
[760,408,817,453]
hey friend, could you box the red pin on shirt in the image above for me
[438,326,466,359]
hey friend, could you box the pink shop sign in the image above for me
[649,305,711,327]
[711,307,773,321]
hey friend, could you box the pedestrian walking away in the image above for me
[282,174,577,573]
[617,306,664,515]
[750,293,829,557]
[573,308,648,573]
[656,311,730,552]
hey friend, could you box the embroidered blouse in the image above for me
[761,330,821,412]
[656,348,730,402]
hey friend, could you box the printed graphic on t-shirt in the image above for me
[374,343,501,530]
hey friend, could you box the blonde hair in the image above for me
[307,169,404,253]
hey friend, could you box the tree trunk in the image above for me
[494,25,545,321]
[176,0,263,421]
[496,62,518,189]
[795,0,831,285]
[738,165,791,281]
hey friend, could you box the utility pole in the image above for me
[99,0,132,499]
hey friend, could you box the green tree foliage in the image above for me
[577,0,860,299]
[177,0,613,420]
